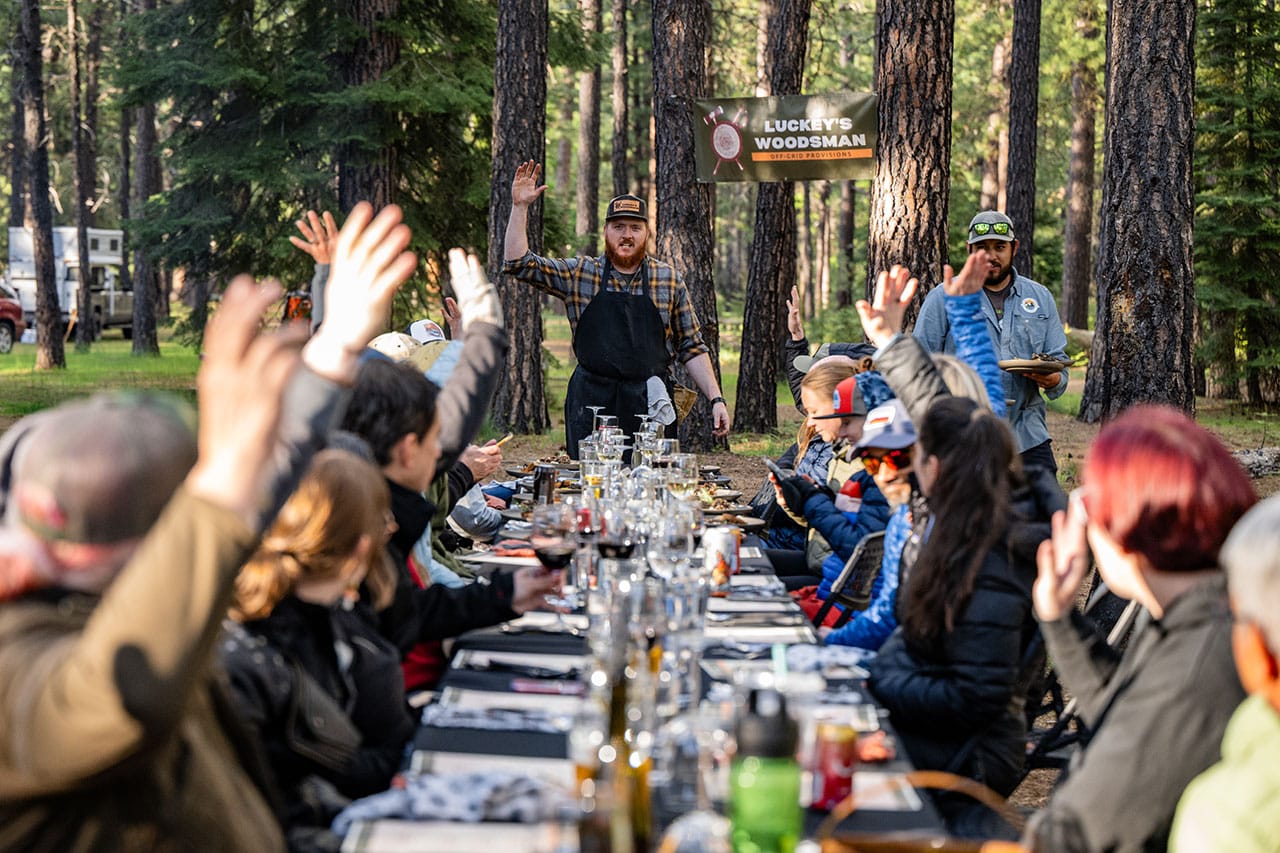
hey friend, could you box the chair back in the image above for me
[811,530,886,627]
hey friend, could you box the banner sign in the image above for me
[693,93,878,183]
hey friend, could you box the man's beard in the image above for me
[985,257,1013,287]
[605,238,647,271]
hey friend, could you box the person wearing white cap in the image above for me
[913,211,1070,475]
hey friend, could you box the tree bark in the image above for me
[70,0,93,350]
[837,180,854,308]
[864,0,954,327]
[979,23,1010,212]
[488,0,549,435]
[736,0,811,433]
[610,0,628,196]
[652,0,721,451]
[576,0,602,256]
[1007,0,1042,278]
[131,95,160,355]
[117,0,131,294]
[555,94,574,205]
[8,14,27,230]
[21,0,65,369]
[1079,0,1196,421]
[799,181,812,317]
[1060,15,1097,331]
[338,0,399,212]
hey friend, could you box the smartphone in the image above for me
[762,458,787,479]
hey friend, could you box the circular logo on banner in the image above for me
[1021,297,1040,314]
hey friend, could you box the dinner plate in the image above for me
[701,503,753,516]
[998,357,1072,375]
[705,513,767,531]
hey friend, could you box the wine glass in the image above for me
[647,513,694,581]
[665,453,699,502]
[581,460,609,499]
[532,503,578,631]
[585,405,606,433]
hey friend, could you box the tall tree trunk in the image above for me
[652,0,720,451]
[1006,0,1042,277]
[8,14,27,230]
[736,0,811,433]
[117,0,131,294]
[1079,0,1196,421]
[799,181,812,318]
[610,0,628,196]
[70,0,93,350]
[864,0,954,325]
[488,0,549,434]
[1060,15,1097,331]
[837,181,854,308]
[980,23,1011,211]
[576,0,601,256]
[22,0,65,368]
[338,0,399,211]
[555,94,574,204]
[818,182,832,311]
[131,96,159,355]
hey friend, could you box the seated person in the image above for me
[1025,406,1255,851]
[0,201,416,851]
[1172,495,1280,852]
[868,397,1045,808]
[771,373,892,591]
[224,450,414,844]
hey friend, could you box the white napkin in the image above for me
[647,376,677,426]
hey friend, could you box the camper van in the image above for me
[7,226,132,339]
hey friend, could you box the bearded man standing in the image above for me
[503,161,729,457]
[913,211,1069,474]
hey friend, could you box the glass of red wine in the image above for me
[532,503,579,630]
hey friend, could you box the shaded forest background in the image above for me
[1,0,1277,434]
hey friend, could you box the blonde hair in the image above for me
[233,450,395,621]
[931,354,994,411]
[797,361,859,457]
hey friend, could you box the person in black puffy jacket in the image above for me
[868,396,1062,810]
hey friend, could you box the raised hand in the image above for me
[855,265,918,349]
[511,160,547,208]
[786,286,805,341]
[511,565,563,614]
[1033,497,1091,622]
[942,248,989,297]
[288,210,338,265]
[302,202,418,384]
[187,276,307,524]
[442,296,462,339]
[448,248,503,330]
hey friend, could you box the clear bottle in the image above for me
[729,688,801,853]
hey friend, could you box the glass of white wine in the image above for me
[581,459,609,499]
[665,453,699,502]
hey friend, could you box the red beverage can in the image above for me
[812,721,858,811]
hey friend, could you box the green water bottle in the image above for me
[730,688,801,853]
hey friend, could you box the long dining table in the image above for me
[339,526,947,852]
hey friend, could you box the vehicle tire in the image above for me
[0,321,13,354]
[122,325,133,340]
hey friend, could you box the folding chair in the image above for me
[811,530,886,628]
[1022,591,1144,773]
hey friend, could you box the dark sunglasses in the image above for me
[970,221,1011,237]
[858,447,912,475]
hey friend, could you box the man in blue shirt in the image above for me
[913,211,1069,474]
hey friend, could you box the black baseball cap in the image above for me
[605,194,648,222]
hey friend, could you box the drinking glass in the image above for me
[532,503,579,629]
[581,460,609,499]
[665,453,699,502]
[647,512,694,581]
[585,406,606,433]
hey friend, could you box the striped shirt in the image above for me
[502,251,709,364]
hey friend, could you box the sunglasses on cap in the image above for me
[858,447,912,475]
[970,221,1011,237]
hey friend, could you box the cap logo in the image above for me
[865,409,894,430]
[613,199,641,213]
[1021,297,1040,313]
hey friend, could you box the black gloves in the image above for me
[778,475,830,513]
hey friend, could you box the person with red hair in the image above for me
[1025,405,1256,852]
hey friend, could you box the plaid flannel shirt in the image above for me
[503,251,709,365]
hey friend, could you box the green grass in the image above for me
[0,336,200,419]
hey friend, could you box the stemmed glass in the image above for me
[665,453,699,502]
[532,503,579,631]
[586,406,606,433]
[647,512,694,581]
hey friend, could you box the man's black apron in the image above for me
[564,259,671,459]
